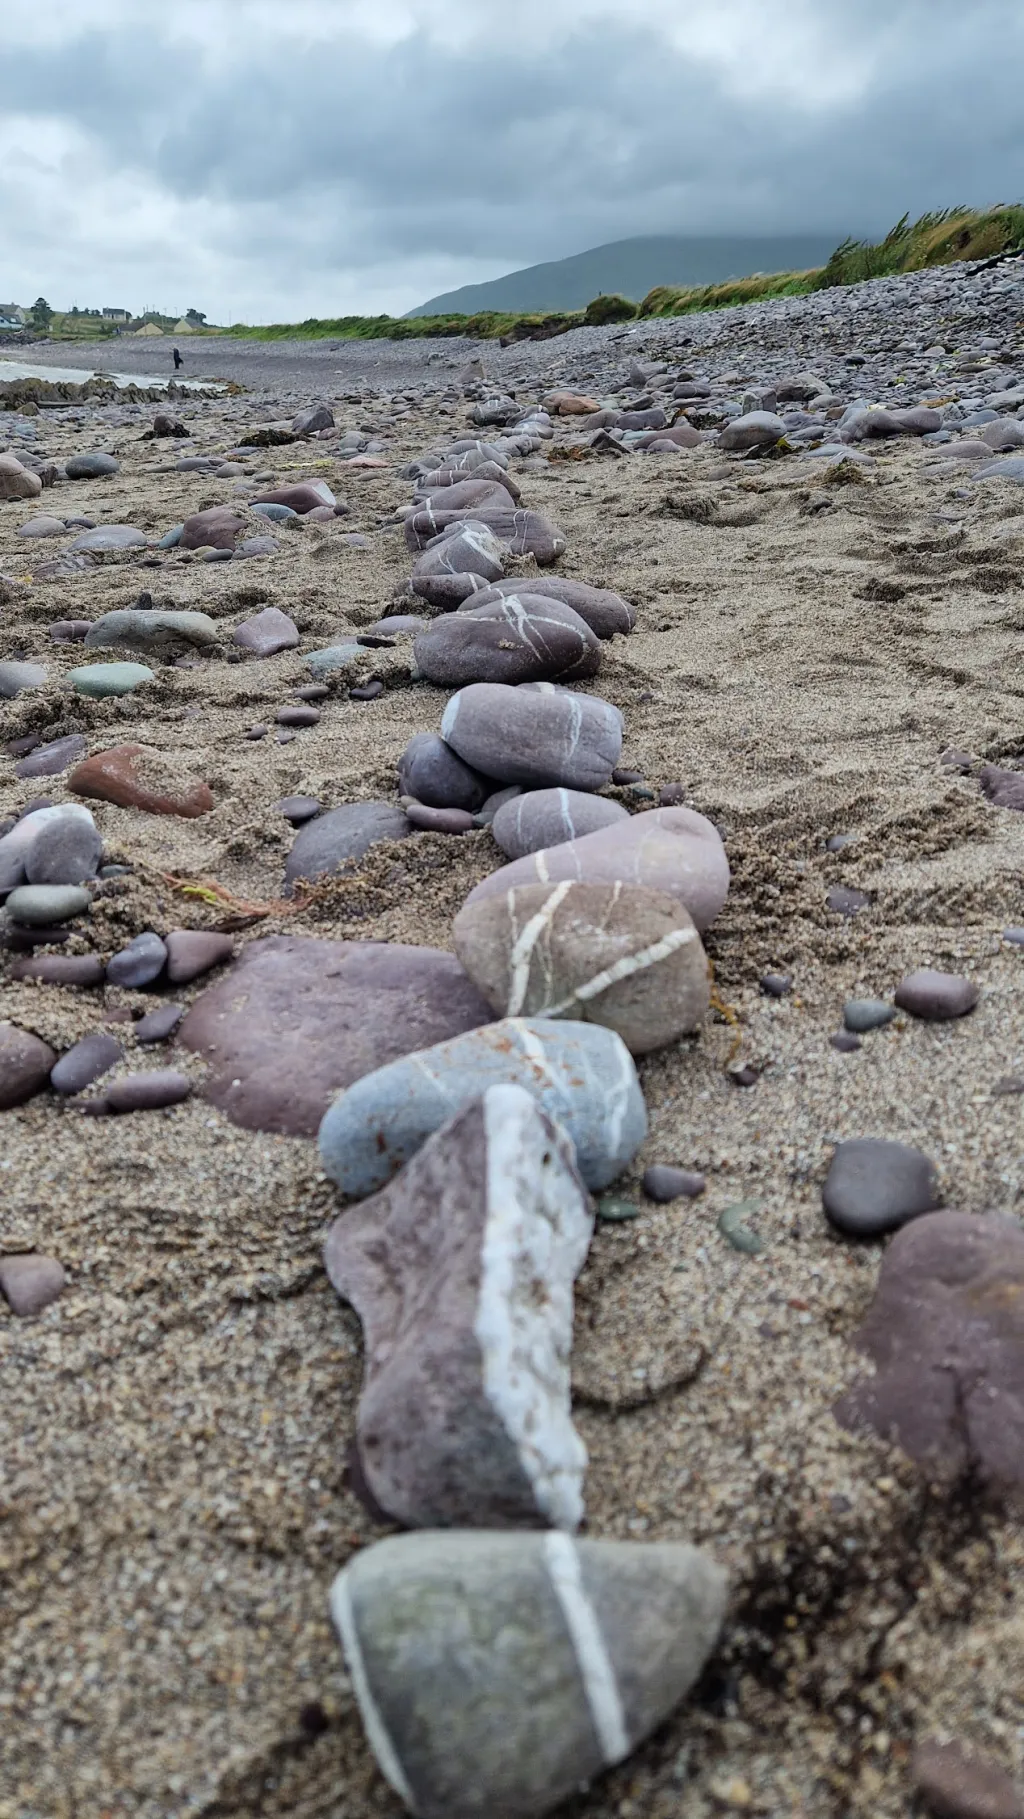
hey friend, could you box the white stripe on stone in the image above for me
[475,1085,589,1530]
[506,879,573,1014]
[543,1531,630,1764]
[330,1570,417,1810]
[544,925,698,1015]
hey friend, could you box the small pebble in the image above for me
[245,726,269,741]
[822,1137,940,1238]
[894,969,979,1021]
[843,998,896,1032]
[717,1202,764,1253]
[50,1032,122,1096]
[134,1003,185,1043]
[643,1165,706,1202]
[826,884,870,915]
[825,833,854,852]
[92,1071,193,1115]
[4,884,91,926]
[658,782,687,806]
[911,1737,1023,1819]
[294,685,329,702]
[0,1253,66,1316]
[760,973,793,998]
[403,803,475,833]
[612,767,644,785]
[831,1031,862,1052]
[596,1196,640,1222]
[276,705,320,727]
[349,680,384,701]
[728,1064,760,1087]
[106,932,167,988]
[274,796,322,825]
[1002,928,1024,946]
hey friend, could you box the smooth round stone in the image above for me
[50,1031,122,1095]
[14,735,88,780]
[49,620,93,644]
[894,969,979,1021]
[68,662,155,698]
[453,882,710,1055]
[23,813,102,886]
[718,411,786,452]
[284,802,413,890]
[0,1253,66,1316]
[0,661,47,700]
[843,998,896,1032]
[157,523,184,548]
[17,515,65,539]
[398,732,488,812]
[294,685,329,702]
[252,480,335,513]
[134,1002,184,1043]
[415,595,601,688]
[475,785,522,826]
[350,680,384,702]
[274,795,321,825]
[404,803,476,834]
[490,788,628,859]
[0,1021,57,1108]
[5,884,90,926]
[364,615,425,639]
[643,1165,706,1202]
[831,1031,861,1053]
[319,1015,646,1197]
[101,1071,192,1114]
[276,704,321,728]
[467,576,636,640]
[331,1531,726,1819]
[106,932,168,988]
[65,452,119,478]
[822,1138,940,1238]
[1003,927,1024,946]
[233,606,299,656]
[9,954,104,985]
[69,525,147,553]
[911,1738,1023,1819]
[0,804,95,892]
[306,642,363,676]
[235,535,280,558]
[441,683,623,791]
[179,935,494,1135]
[464,806,730,933]
[251,501,298,523]
[180,507,246,550]
[760,973,793,998]
[164,930,233,985]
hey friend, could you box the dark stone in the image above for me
[822,1137,940,1238]
[912,1738,1023,1819]
[467,577,635,640]
[894,970,979,1021]
[843,998,896,1032]
[835,1211,1024,1488]
[100,1071,192,1114]
[276,705,320,727]
[826,885,870,915]
[274,796,321,825]
[0,1253,65,1316]
[350,681,384,701]
[106,932,168,988]
[415,595,600,689]
[14,735,88,781]
[134,1003,184,1043]
[658,782,687,807]
[398,733,487,812]
[66,452,119,479]
[403,803,476,833]
[8,955,105,986]
[760,973,792,998]
[178,935,494,1135]
[50,1032,122,1095]
[830,1031,862,1052]
[164,930,234,985]
[284,802,413,890]
[643,1165,706,1202]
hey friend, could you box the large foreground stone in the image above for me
[465,806,730,933]
[325,1086,592,1529]
[178,936,493,1135]
[441,683,622,790]
[319,1016,646,1197]
[331,1529,727,1819]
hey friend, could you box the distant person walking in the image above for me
[172,346,183,370]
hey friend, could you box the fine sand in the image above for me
[2,368,1024,1817]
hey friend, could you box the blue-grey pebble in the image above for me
[106,932,167,988]
[397,732,488,812]
[251,502,299,522]
[284,802,413,890]
[318,1015,647,1197]
[5,884,91,926]
[51,1032,122,1096]
[158,524,184,548]
[24,815,103,886]
[306,642,363,676]
[491,787,629,859]
[68,662,155,698]
[0,661,48,699]
[843,998,897,1033]
[65,452,119,479]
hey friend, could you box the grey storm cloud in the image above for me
[2,0,1023,315]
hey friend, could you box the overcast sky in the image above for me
[2,0,1022,322]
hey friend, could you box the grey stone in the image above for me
[464,805,730,934]
[8,954,104,986]
[453,882,710,1055]
[912,1738,1023,1819]
[0,1022,57,1108]
[330,1529,727,1819]
[14,735,88,779]
[48,620,93,644]
[822,1137,940,1238]
[894,969,979,1021]
[5,884,90,926]
[0,1253,66,1315]
[415,595,600,688]
[293,404,335,435]
[84,609,217,655]
[718,411,786,452]
[843,998,896,1032]
[306,642,363,676]
[23,811,103,887]
[284,802,413,890]
[69,525,147,553]
[105,932,168,988]
[68,662,156,698]
[235,535,280,558]
[441,683,622,791]
[0,661,47,699]
[16,515,65,539]
[0,805,98,893]
[325,1085,592,1529]
[100,1071,192,1114]
[403,803,476,833]
[179,935,493,1135]
[133,1003,184,1043]
[643,1165,705,1202]
[65,452,119,478]
[319,1015,646,1198]
[491,788,628,859]
[467,576,635,639]
[50,1032,122,1095]
[406,506,566,565]
[232,606,299,656]
[410,522,507,609]
[274,795,321,824]
[398,732,488,812]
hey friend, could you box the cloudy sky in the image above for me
[2,0,1022,323]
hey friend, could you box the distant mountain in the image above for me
[406,234,843,317]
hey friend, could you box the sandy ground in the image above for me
[2,364,1024,1819]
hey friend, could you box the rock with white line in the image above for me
[441,683,622,790]
[330,1528,727,1819]
[325,1084,592,1529]
[491,788,628,858]
[319,1016,646,1197]
[409,521,506,609]
[465,805,730,933]
[414,594,600,687]
[453,883,710,1054]
[465,576,636,640]
[405,505,566,564]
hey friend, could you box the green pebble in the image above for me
[306,643,362,675]
[717,1201,764,1254]
[5,883,91,926]
[596,1196,640,1222]
[68,661,156,698]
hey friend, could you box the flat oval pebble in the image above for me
[14,735,88,780]
[826,884,871,916]
[911,1738,1023,1819]
[319,1015,646,1197]
[403,803,476,833]
[50,1032,122,1096]
[0,1021,58,1108]
[465,805,730,933]
[233,606,299,655]
[133,1003,185,1043]
[106,932,168,988]
[490,787,628,858]
[822,1137,940,1237]
[276,704,320,727]
[414,595,601,688]
[68,662,156,699]
[894,968,979,1020]
[5,884,91,926]
[84,609,217,654]
[274,795,321,825]
[69,526,147,553]
[467,576,635,639]
[0,1252,66,1315]
[0,661,47,699]
[164,930,233,984]
[441,683,623,791]
[643,1165,706,1202]
[9,954,105,986]
[843,998,896,1032]
[101,1070,192,1114]
[453,881,710,1054]
[17,515,66,539]
[284,802,413,889]
[65,452,119,478]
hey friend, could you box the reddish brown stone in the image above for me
[250,483,331,515]
[179,506,246,550]
[912,1738,1022,1819]
[0,1021,57,1108]
[68,744,214,818]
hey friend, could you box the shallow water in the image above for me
[0,358,220,391]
